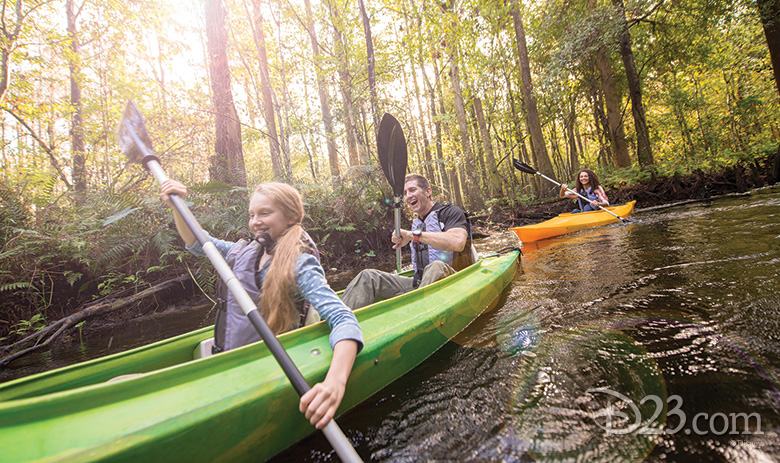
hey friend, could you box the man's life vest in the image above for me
[212,232,320,353]
[410,204,478,288]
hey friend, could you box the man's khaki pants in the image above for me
[341,260,456,310]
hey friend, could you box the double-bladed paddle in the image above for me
[376,113,408,273]
[512,159,631,222]
[117,100,363,463]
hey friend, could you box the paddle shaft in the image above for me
[394,197,402,273]
[123,117,363,462]
[534,170,628,222]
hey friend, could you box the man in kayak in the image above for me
[341,173,477,310]
[560,169,609,213]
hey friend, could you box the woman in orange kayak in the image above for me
[559,169,609,213]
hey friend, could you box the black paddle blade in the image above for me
[512,159,538,175]
[117,100,155,164]
[377,113,408,197]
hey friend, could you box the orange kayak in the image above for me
[509,201,636,243]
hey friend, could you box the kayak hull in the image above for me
[509,201,636,243]
[0,251,519,463]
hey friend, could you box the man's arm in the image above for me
[392,227,467,252]
[419,227,467,252]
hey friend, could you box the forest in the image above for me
[1,0,779,349]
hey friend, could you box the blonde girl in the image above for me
[160,179,362,429]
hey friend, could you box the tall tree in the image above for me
[424,52,449,193]
[326,0,360,169]
[66,0,85,192]
[756,0,780,180]
[357,0,379,135]
[565,97,580,177]
[447,43,481,208]
[510,1,555,197]
[594,47,631,168]
[205,0,246,186]
[474,97,500,198]
[407,4,434,183]
[250,0,286,181]
[303,0,340,180]
[0,0,29,104]
[613,0,654,167]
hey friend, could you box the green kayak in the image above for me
[0,250,518,463]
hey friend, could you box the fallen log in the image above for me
[0,275,192,367]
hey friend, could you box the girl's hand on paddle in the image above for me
[159,179,188,207]
[299,339,357,429]
[299,379,345,429]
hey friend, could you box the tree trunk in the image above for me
[567,97,580,177]
[586,62,611,166]
[510,2,555,197]
[505,69,534,194]
[413,54,434,182]
[358,0,380,136]
[0,0,24,104]
[594,48,632,168]
[429,56,451,195]
[67,0,86,192]
[267,7,293,176]
[250,0,286,181]
[474,97,501,199]
[326,0,360,170]
[205,0,246,186]
[756,0,780,182]
[304,0,340,181]
[449,50,483,211]
[613,0,654,167]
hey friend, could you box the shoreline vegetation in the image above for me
[1,156,778,367]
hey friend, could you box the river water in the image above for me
[3,186,780,462]
[272,186,780,462]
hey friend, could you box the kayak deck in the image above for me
[0,250,519,463]
[509,201,635,243]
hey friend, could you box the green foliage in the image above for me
[296,171,395,267]
[0,183,198,338]
[598,165,654,187]
[9,313,47,337]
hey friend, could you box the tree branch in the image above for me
[0,275,193,367]
[0,105,73,188]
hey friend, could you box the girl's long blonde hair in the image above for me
[254,182,311,334]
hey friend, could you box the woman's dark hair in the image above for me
[575,169,600,193]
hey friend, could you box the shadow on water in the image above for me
[272,186,780,463]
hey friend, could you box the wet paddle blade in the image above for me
[512,159,538,175]
[377,113,408,197]
[118,100,155,163]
